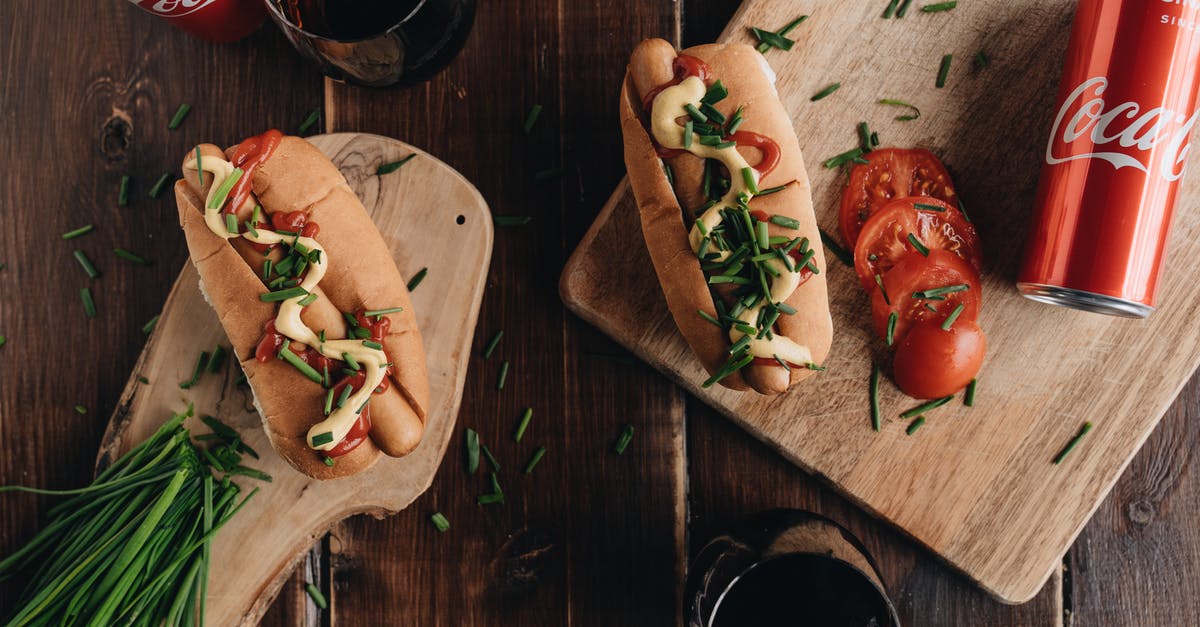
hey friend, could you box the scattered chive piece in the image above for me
[489,472,503,496]
[167,103,191,130]
[481,444,501,471]
[407,267,428,292]
[914,284,969,298]
[297,107,321,134]
[879,99,921,121]
[750,26,796,52]
[973,50,990,73]
[80,287,97,318]
[882,0,900,19]
[875,274,890,305]
[769,215,801,229]
[73,250,99,279]
[0,336,6,349]
[118,175,131,206]
[497,360,510,390]
[755,15,808,53]
[298,293,318,307]
[73,405,87,415]
[207,168,243,210]
[703,80,728,104]
[613,424,635,455]
[741,167,760,195]
[701,352,754,388]
[822,147,864,169]
[922,1,957,12]
[148,172,172,199]
[683,119,694,148]
[206,345,227,373]
[1053,422,1093,464]
[137,375,148,384]
[522,104,544,134]
[142,314,160,334]
[698,309,723,328]
[494,215,533,227]
[260,286,308,302]
[225,213,239,235]
[936,54,953,88]
[870,364,882,432]
[907,232,930,256]
[362,340,383,350]
[534,166,568,183]
[482,330,503,359]
[477,493,504,505]
[886,312,898,346]
[376,154,417,175]
[280,346,324,384]
[523,446,547,474]
[964,378,978,406]
[364,306,403,318]
[818,229,853,267]
[336,384,353,409]
[941,303,966,330]
[806,363,827,371]
[913,202,945,212]
[114,247,151,265]
[858,122,873,153]
[810,83,841,102]
[514,407,533,442]
[305,583,327,610]
[684,103,708,123]
[906,416,926,435]
[311,431,333,447]
[324,456,335,467]
[430,512,450,532]
[324,387,335,415]
[758,184,788,197]
[465,428,480,474]
[896,0,914,17]
[900,395,955,418]
[179,351,207,389]
[61,225,94,240]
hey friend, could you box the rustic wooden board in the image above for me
[561,0,1200,603]
[96,132,492,625]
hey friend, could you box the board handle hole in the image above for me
[456,215,465,225]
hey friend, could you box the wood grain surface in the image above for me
[562,0,1200,604]
[2,0,1198,625]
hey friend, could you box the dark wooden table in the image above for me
[2,1,1198,625]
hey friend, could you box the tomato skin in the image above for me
[893,320,986,399]
[853,196,980,290]
[839,148,958,247]
[871,250,982,344]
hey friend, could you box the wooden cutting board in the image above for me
[561,0,1200,604]
[96,133,492,625]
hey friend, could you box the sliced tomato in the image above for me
[870,250,981,344]
[893,320,986,399]
[839,148,958,247]
[853,196,980,290]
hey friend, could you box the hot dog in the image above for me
[620,39,833,395]
[174,130,429,479]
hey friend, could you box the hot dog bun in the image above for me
[175,134,428,479]
[621,39,833,395]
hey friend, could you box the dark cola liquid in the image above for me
[711,554,892,627]
[270,0,476,87]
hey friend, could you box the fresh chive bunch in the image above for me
[0,407,267,625]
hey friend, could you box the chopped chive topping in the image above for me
[476,493,505,506]
[364,306,403,318]
[148,172,172,199]
[465,428,480,473]
[896,0,914,17]
[941,303,966,330]
[698,309,723,328]
[913,284,969,298]
[750,26,796,52]
[900,395,954,418]
[683,119,694,148]
[709,275,752,285]
[755,15,807,53]
[702,352,754,388]
[875,274,890,305]
[523,446,547,474]
[497,360,510,390]
[482,330,503,359]
[684,103,708,123]
[311,431,333,447]
[62,225,94,240]
[964,378,978,406]
[362,340,383,350]
[741,167,759,195]
[324,387,335,416]
[882,0,900,18]
[407,267,428,292]
[280,346,324,384]
[118,175,131,206]
[73,250,99,279]
[702,80,728,104]
[1053,422,1094,464]
[810,83,841,102]
[879,98,921,121]
[913,202,945,212]
[298,293,318,307]
[179,351,207,389]
[323,456,335,466]
[922,1,957,12]
[513,407,533,442]
[377,154,417,175]
[906,416,926,435]
[936,54,953,88]
[769,214,801,230]
[805,363,827,371]
[534,166,568,183]
[822,147,864,169]
[260,286,308,302]
[73,405,87,415]
[612,424,636,455]
[973,49,990,73]
[522,104,544,134]
[481,444,501,471]
[114,247,151,265]
[342,352,360,371]
[758,184,788,197]
[225,213,238,235]
[907,232,930,256]
[142,314,159,334]
[297,107,321,134]
[886,312,898,346]
[430,512,450,532]
[206,345,227,373]
[167,103,191,129]
[869,364,882,431]
[336,384,353,409]
[80,287,97,318]
[819,229,853,267]
[207,168,243,210]
[494,215,533,227]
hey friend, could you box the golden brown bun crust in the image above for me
[175,135,429,478]
[622,39,833,395]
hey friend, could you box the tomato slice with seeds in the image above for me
[839,148,958,247]
[870,250,981,344]
[853,196,980,290]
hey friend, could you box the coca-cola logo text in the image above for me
[141,0,218,17]
[1046,76,1197,182]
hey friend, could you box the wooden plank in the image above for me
[0,0,321,613]
[561,0,1200,602]
[1067,375,1200,626]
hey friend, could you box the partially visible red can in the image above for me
[127,0,267,43]
[1018,0,1200,318]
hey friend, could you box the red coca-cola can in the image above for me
[127,0,267,43]
[1018,0,1200,318]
